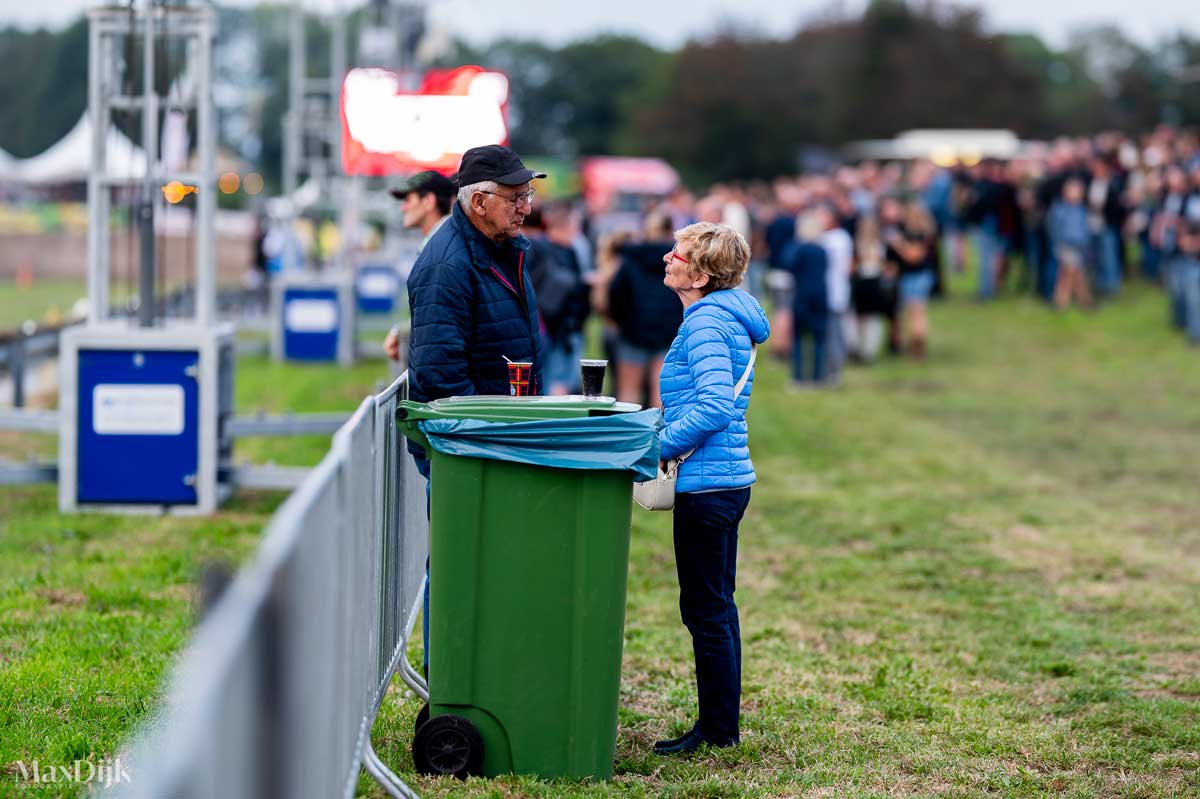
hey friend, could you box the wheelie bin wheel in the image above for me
[414,703,429,735]
[412,714,484,778]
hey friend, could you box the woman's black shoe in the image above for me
[653,727,705,755]
[653,723,740,755]
[653,722,699,753]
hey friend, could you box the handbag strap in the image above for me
[733,342,758,397]
[675,342,758,468]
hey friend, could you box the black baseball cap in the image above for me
[456,145,547,187]
[389,170,456,201]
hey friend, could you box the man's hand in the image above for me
[383,326,400,362]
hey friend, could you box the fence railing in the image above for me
[106,371,429,799]
[0,319,79,408]
[0,285,403,409]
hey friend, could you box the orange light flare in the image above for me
[218,172,241,194]
[161,181,199,204]
[242,172,264,195]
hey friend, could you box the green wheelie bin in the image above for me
[396,395,659,781]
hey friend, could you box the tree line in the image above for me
[2,0,1198,189]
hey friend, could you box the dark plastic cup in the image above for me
[580,359,607,396]
[507,361,533,396]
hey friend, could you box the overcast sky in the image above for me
[2,0,1198,50]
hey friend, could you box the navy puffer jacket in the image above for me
[406,202,545,405]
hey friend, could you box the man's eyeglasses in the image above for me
[479,189,536,208]
[669,245,690,265]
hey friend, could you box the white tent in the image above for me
[847,129,1022,163]
[13,114,148,184]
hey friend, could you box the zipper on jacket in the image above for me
[488,251,541,391]
[487,251,526,308]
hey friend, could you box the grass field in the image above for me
[0,279,89,329]
[3,279,1200,797]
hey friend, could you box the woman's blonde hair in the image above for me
[674,222,750,293]
[855,214,882,258]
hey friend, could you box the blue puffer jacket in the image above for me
[406,202,545,405]
[659,289,771,493]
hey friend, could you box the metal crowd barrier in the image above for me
[107,371,429,799]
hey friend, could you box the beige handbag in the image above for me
[634,343,757,511]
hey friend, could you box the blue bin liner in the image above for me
[418,408,663,481]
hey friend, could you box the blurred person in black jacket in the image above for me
[606,210,683,406]
[1034,147,1089,301]
[993,163,1024,295]
[1086,156,1128,299]
[783,211,830,386]
[526,202,592,394]
[878,195,906,354]
[965,160,1005,301]
[765,181,802,271]
[1177,217,1200,345]
[1153,164,1198,329]
[848,214,890,363]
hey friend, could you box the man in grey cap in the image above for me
[384,170,456,361]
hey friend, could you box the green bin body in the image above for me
[398,395,642,780]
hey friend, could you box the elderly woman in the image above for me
[653,222,770,755]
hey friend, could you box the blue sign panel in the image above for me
[356,264,400,314]
[282,287,341,361]
[77,348,199,504]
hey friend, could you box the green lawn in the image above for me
[3,282,1200,798]
[0,279,88,329]
[0,355,387,798]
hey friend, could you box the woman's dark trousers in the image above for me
[672,487,752,745]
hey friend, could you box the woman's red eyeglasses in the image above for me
[669,245,690,265]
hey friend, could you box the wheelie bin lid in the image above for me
[429,395,641,417]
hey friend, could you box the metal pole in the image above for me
[284,3,304,200]
[9,339,24,409]
[141,1,159,327]
[332,7,348,267]
[397,2,409,72]
[96,25,111,323]
[195,6,216,326]
[331,9,345,155]
[138,199,155,327]
[86,12,107,324]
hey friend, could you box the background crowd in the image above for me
[521,127,1200,401]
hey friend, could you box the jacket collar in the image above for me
[451,201,531,271]
[420,214,450,250]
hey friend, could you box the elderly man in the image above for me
[384,170,455,362]
[406,145,547,404]
[405,145,546,678]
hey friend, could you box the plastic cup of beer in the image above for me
[580,359,608,396]
[507,361,533,396]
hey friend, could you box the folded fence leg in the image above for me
[398,658,428,702]
[363,739,421,799]
[397,579,429,701]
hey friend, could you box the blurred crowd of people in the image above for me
[521,127,1200,400]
